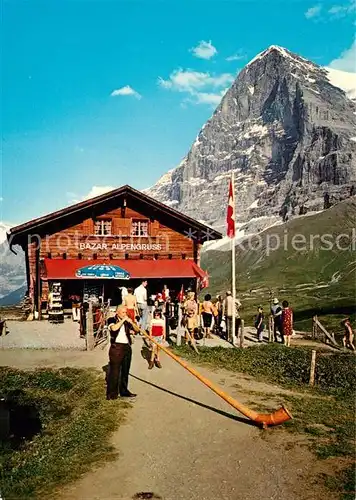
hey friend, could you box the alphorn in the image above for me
[128,320,292,428]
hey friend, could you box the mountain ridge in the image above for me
[145,45,356,230]
[1,45,355,303]
[201,196,356,330]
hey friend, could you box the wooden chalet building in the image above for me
[8,185,222,319]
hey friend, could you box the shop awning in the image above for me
[43,259,207,280]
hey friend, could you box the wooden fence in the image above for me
[312,315,339,348]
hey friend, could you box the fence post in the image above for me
[314,315,318,339]
[309,349,317,386]
[239,319,244,348]
[86,302,95,351]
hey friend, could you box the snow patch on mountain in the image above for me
[246,45,356,99]
[246,45,319,74]
[0,222,12,245]
[146,44,356,231]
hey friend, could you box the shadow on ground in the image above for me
[130,374,257,427]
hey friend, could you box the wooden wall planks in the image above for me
[25,205,199,303]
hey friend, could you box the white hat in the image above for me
[273,298,279,304]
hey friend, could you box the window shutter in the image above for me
[151,221,160,237]
[82,219,94,235]
[113,218,131,236]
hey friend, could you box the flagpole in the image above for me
[231,171,237,346]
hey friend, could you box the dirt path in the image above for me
[0,343,335,500]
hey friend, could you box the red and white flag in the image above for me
[199,273,209,290]
[177,284,185,303]
[226,178,235,238]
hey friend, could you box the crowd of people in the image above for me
[114,282,297,348]
[254,298,294,346]
[77,280,354,354]
[92,281,355,401]
[180,291,242,344]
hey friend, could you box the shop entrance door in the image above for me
[83,282,103,303]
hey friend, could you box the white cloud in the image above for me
[226,50,246,62]
[110,85,142,99]
[328,1,356,18]
[329,40,356,72]
[329,5,344,14]
[190,40,217,60]
[325,67,356,99]
[66,191,78,200]
[194,93,222,105]
[305,4,322,18]
[305,1,355,20]
[68,186,115,204]
[83,186,115,200]
[158,69,234,92]
[194,89,228,105]
[158,68,234,107]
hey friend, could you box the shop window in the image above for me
[154,254,159,260]
[62,253,67,259]
[109,253,113,260]
[78,253,82,260]
[131,219,149,237]
[182,253,186,260]
[125,253,129,260]
[139,254,144,260]
[47,252,52,259]
[168,254,172,259]
[93,253,97,260]
[94,219,112,236]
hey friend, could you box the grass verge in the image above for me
[171,344,356,499]
[172,344,355,396]
[0,367,128,499]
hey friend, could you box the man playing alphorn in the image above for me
[106,305,137,400]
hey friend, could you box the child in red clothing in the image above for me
[282,300,293,347]
[149,310,166,369]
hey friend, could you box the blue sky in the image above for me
[1,0,356,225]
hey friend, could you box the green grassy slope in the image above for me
[201,198,356,332]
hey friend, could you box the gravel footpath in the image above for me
[55,340,332,500]
[0,320,86,350]
[0,342,335,500]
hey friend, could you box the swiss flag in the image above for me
[177,284,185,303]
[226,177,235,238]
[200,273,209,290]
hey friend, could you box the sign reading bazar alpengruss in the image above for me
[78,242,162,251]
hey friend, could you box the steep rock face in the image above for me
[147,46,356,229]
[0,223,25,300]
[0,243,25,299]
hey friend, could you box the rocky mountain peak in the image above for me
[147,46,356,231]
[246,44,318,69]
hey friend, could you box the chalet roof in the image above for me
[8,184,222,248]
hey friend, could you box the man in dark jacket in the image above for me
[106,305,137,400]
[271,298,284,343]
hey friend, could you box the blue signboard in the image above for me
[75,264,130,279]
